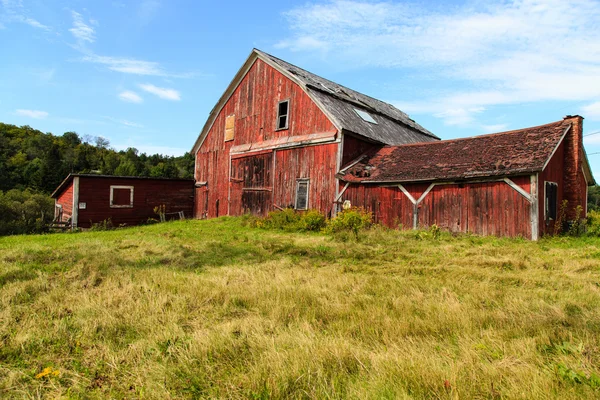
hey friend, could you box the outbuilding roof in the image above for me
[50,174,193,198]
[340,118,594,184]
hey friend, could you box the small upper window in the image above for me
[354,108,377,124]
[110,185,134,208]
[224,114,235,141]
[295,179,309,210]
[277,100,289,130]
[545,182,558,220]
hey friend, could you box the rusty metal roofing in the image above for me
[340,119,572,183]
[254,49,439,145]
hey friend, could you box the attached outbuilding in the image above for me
[338,116,595,239]
[51,174,194,229]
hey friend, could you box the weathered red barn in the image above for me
[51,174,194,229]
[191,49,438,219]
[192,49,595,239]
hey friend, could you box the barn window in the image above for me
[110,185,134,208]
[295,179,309,210]
[354,108,378,124]
[276,99,290,130]
[545,182,558,220]
[224,114,235,141]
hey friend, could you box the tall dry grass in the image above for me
[1,218,599,398]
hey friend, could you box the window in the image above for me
[295,179,309,210]
[354,108,377,124]
[110,185,134,208]
[277,99,289,130]
[545,182,558,220]
[224,114,235,141]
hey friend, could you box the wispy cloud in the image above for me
[582,101,600,120]
[16,109,49,119]
[279,0,600,126]
[103,116,144,128]
[1,0,50,30]
[137,0,160,25]
[118,90,143,103]
[69,11,96,44]
[139,83,180,101]
[481,124,509,133]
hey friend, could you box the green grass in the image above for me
[1,218,600,399]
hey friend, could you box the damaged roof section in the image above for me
[254,49,439,145]
[341,119,572,183]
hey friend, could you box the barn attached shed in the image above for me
[339,116,595,239]
[51,174,194,229]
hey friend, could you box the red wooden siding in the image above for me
[75,177,193,228]
[195,58,338,218]
[273,144,338,216]
[538,140,565,236]
[56,184,74,222]
[341,185,414,228]
[341,134,381,167]
[341,176,532,238]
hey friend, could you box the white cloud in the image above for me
[69,11,95,43]
[433,107,485,126]
[16,109,48,119]
[481,124,509,133]
[119,90,143,103]
[582,101,600,120]
[280,0,600,125]
[103,116,144,128]
[1,0,50,30]
[139,83,180,101]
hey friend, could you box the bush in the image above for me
[299,209,327,232]
[327,207,372,240]
[0,189,54,236]
[263,208,301,230]
[587,210,600,237]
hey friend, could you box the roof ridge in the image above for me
[382,119,569,149]
[253,48,437,140]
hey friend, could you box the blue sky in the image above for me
[1,0,600,178]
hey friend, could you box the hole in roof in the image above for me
[354,108,377,124]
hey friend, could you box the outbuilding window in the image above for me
[295,179,309,210]
[545,181,558,220]
[110,185,134,208]
[276,99,289,130]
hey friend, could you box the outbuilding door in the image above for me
[230,152,273,216]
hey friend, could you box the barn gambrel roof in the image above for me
[191,49,438,154]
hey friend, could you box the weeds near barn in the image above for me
[1,218,600,398]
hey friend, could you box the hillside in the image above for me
[1,218,599,398]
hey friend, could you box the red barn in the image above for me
[51,174,194,229]
[192,49,595,239]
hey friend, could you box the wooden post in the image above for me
[530,174,539,240]
[72,176,79,230]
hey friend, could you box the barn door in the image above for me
[230,152,273,217]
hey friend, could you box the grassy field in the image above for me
[1,218,600,399]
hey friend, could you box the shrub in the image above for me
[263,208,301,230]
[327,207,372,240]
[0,189,54,236]
[300,209,327,232]
[587,210,600,237]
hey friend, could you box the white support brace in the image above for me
[530,174,539,240]
[503,178,532,202]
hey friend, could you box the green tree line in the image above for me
[0,122,194,235]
